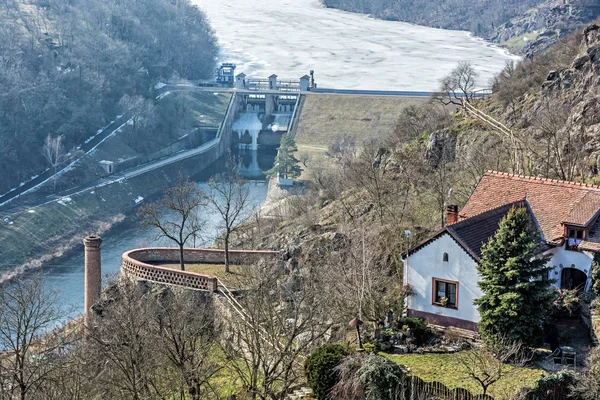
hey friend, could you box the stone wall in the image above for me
[121,248,279,292]
[218,92,242,146]
[580,301,600,345]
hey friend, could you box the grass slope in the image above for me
[385,353,544,400]
[157,262,243,286]
[294,94,427,147]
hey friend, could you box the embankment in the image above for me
[294,93,428,148]
[0,135,230,283]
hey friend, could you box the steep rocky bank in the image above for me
[493,22,600,178]
[413,21,600,190]
[0,152,226,283]
[491,0,600,55]
[321,0,600,55]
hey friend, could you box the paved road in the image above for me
[0,86,215,209]
[311,88,433,97]
[158,84,435,98]
[0,136,224,220]
[0,109,135,208]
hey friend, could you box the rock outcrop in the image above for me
[496,23,600,178]
[488,1,600,55]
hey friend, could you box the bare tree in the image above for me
[119,94,156,136]
[326,133,356,168]
[80,279,164,400]
[456,337,531,395]
[435,61,479,106]
[315,224,406,325]
[42,134,68,192]
[0,277,68,400]
[138,175,205,271]
[46,279,224,400]
[298,152,312,169]
[387,103,450,147]
[207,157,253,273]
[150,288,222,400]
[535,96,585,181]
[222,260,333,399]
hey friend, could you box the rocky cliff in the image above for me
[492,0,600,55]
[321,0,600,55]
[445,22,600,183]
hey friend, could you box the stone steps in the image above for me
[285,387,313,400]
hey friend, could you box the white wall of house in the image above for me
[546,246,593,290]
[404,233,482,324]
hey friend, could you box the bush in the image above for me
[551,289,581,318]
[363,343,377,354]
[397,317,431,346]
[331,354,408,400]
[305,344,350,400]
[516,370,577,400]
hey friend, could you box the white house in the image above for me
[403,171,600,331]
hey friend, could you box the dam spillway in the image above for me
[228,91,300,151]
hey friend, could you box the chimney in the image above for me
[446,205,459,226]
[83,235,102,327]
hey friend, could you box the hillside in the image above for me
[480,23,600,182]
[0,0,217,194]
[250,21,600,279]
[321,0,600,55]
[294,94,428,148]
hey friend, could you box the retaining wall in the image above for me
[121,248,279,292]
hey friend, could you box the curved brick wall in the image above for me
[121,248,279,292]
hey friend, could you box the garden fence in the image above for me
[408,376,495,400]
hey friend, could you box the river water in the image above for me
[194,0,520,91]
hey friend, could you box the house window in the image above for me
[443,253,449,262]
[566,227,585,249]
[432,278,458,309]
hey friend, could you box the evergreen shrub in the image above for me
[304,343,349,400]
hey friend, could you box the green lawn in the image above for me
[384,353,544,400]
[156,262,244,286]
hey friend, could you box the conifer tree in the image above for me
[267,133,303,180]
[474,207,554,347]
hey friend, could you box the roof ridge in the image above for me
[484,170,600,191]
[455,199,525,226]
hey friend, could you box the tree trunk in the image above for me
[179,244,185,271]
[224,232,230,273]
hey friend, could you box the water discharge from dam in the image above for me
[193,0,521,91]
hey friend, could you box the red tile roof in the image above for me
[404,201,536,261]
[460,171,600,244]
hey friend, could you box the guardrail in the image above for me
[217,92,237,140]
[287,94,304,138]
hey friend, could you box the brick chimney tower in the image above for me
[83,235,102,327]
[446,205,459,226]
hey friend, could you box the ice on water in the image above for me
[193,0,520,91]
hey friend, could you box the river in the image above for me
[193,0,520,91]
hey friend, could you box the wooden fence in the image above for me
[408,376,494,400]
